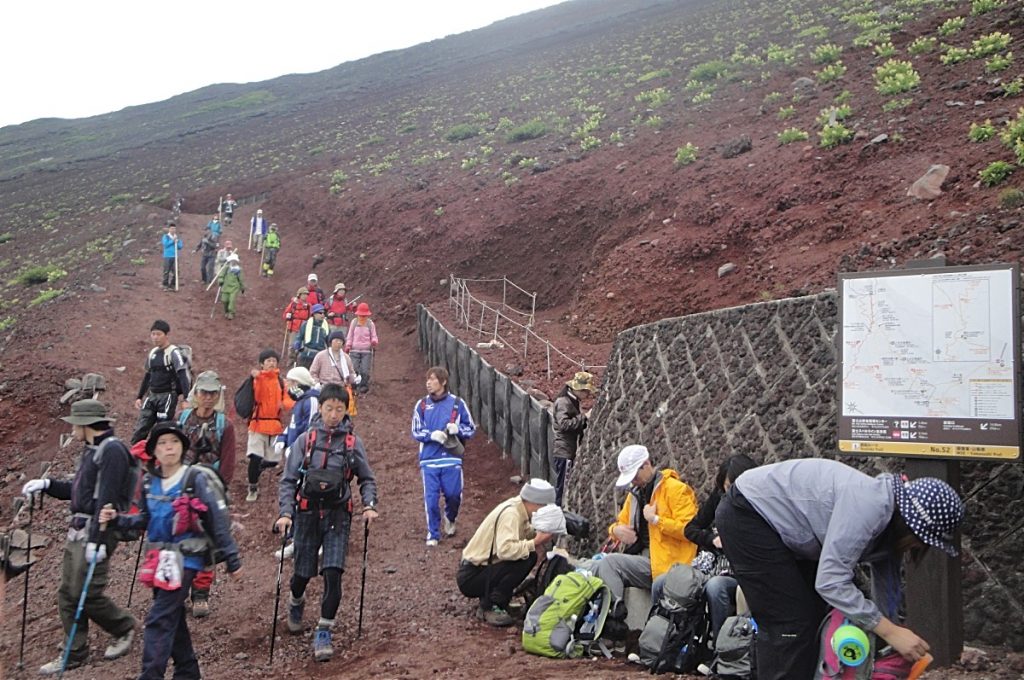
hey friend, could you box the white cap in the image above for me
[615,445,650,487]
[226,253,240,263]
[257,209,263,214]
[308,273,318,281]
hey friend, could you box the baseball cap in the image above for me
[615,445,650,487]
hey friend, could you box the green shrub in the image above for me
[461,156,480,171]
[1000,108,1024,147]
[580,135,601,151]
[691,91,712,104]
[1001,77,1023,97]
[674,143,699,166]
[778,127,810,144]
[816,105,852,126]
[506,120,548,142]
[763,91,783,104]
[30,288,63,306]
[17,264,65,285]
[969,120,996,142]
[635,87,672,107]
[0,317,14,332]
[835,89,853,104]
[643,115,664,128]
[971,0,1006,15]
[816,62,847,83]
[941,46,971,65]
[980,160,1015,186]
[998,187,1024,208]
[882,97,913,112]
[108,193,133,207]
[938,17,966,37]
[130,257,146,265]
[874,42,897,58]
[688,60,730,82]
[875,59,920,95]
[819,122,854,148]
[0,233,11,245]
[638,68,671,82]
[444,124,481,142]
[908,37,938,54]
[986,53,1013,73]
[972,32,1013,58]
[777,106,797,120]
[811,43,843,64]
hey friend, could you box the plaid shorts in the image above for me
[293,506,352,579]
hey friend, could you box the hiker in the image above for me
[262,223,281,277]
[456,479,557,627]
[100,422,242,679]
[221,194,237,224]
[411,366,476,546]
[161,224,183,290]
[593,445,699,619]
[306,273,327,307]
[684,454,757,643]
[131,320,191,444]
[345,303,378,394]
[215,239,237,277]
[178,370,237,617]
[217,253,245,320]
[310,330,357,387]
[250,209,268,252]
[245,349,294,502]
[551,371,596,506]
[715,458,965,677]
[272,366,321,560]
[194,228,219,285]
[326,283,356,331]
[21,399,137,674]
[276,383,378,662]
[295,304,331,369]
[207,215,222,240]
[283,288,311,365]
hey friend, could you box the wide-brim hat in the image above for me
[145,422,191,458]
[889,475,964,557]
[334,283,347,293]
[60,399,113,426]
[567,371,596,392]
[193,370,222,392]
[355,302,372,317]
[615,444,650,488]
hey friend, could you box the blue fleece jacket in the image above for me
[162,233,183,259]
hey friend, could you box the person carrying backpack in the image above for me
[345,303,378,394]
[326,283,356,331]
[272,366,321,560]
[193,228,219,285]
[220,194,236,225]
[131,320,191,444]
[295,304,330,369]
[178,370,236,617]
[275,383,378,662]
[457,479,557,627]
[100,422,241,680]
[715,458,965,678]
[217,253,245,320]
[551,371,596,506]
[21,399,137,675]
[244,349,294,502]
[207,215,222,239]
[262,224,281,277]
[283,288,311,365]
[305,273,327,307]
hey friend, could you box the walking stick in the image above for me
[269,529,288,664]
[206,262,228,291]
[218,195,223,225]
[126,535,144,607]
[173,238,179,291]
[16,495,33,670]
[59,506,111,678]
[247,222,253,251]
[357,518,369,638]
[280,323,290,364]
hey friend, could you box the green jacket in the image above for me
[219,268,245,294]
[264,232,281,250]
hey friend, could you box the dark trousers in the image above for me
[162,257,177,288]
[131,392,176,444]
[57,539,135,662]
[716,488,827,680]
[456,553,536,610]
[200,254,215,283]
[140,568,199,680]
[553,457,573,506]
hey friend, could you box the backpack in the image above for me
[639,563,711,673]
[522,571,612,659]
[148,344,193,394]
[178,409,226,467]
[179,464,233,564]
[814,609,915,680]
[94,437,145,542]
[714,614,755,679]
[296,428,357,510]
[234,376,255,420]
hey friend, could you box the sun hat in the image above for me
[888,475,964,557]
[520,478,556,505]
[194,370,222,393]
[60,399,113,426]
[286,367,315,387]
[355,302,372,317]
[311,304,326,314]
[333,283,346,293]
[296,287,308,297]
[567,371,596,392]
[615,445,651,488]
[145,422,190,458]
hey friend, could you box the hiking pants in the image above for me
[716,488,827,680]
[57,538,135,663]
[222,289,238,317]
[200,254,215,284]
[139,568,200,680]
[162,257,176,288]
[263,248,278,271]
[456,552,537,610]
[131,392,177,444]
[553,457,573,507]
[421,465,462,541]
[253,233,264,252]
[350,350,372,392]
[591,553,652,604]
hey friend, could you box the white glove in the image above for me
[85,542,108,563]
[445,422,459,436]
[353,374,362,385]
[274,441,286,456]
[22,478,50,496]
[430,430,448,444]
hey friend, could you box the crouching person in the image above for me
[457,479,557,627]
[100,422,241,680]
[594,445,699,621]
[275,383,378,662]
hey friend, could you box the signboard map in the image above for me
[838,264,1021,461]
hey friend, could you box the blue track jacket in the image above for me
[411,392,476,469]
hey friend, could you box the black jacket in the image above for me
[684,490,723,552]
[47,431,133,543]
[552,390,587,460]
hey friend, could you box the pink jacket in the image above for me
[345,319,378,352]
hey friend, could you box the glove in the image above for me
[353,374,362,385]
[274,441,285,456]
[430,430,447,444]
[22,478,50,496]
[85,542,108,563]
[286,313,293,320]
[445,422,459,436]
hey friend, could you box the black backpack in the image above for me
[233,376,255,420]
[638,563,712,674]
[93,437,145,542]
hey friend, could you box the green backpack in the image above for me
[522,571,611,658]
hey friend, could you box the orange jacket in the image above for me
[607,469,699,579]
[248,369,294,435]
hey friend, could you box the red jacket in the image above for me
[326,295,357,327]
[307,286,327,308]
[283,298,311,332]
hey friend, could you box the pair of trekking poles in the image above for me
[268,518,372,663]
[12,462,51,673]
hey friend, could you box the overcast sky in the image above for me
[1,0,563,128]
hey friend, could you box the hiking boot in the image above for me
[478,605,515,627]
[425,538,438,547]
[313,627,333,661]
[246,484,259,503]
[274,541,295,560]
[287,596,305,634]
[39,654,87,675]
[191,597,211,619]
[443,517,456,537]
[104,627,135,659]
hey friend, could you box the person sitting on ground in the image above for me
[345,303,378,394]
[100,422,241,679]
[295,304,331,369]
[457,479,557,627]
[684,453,757,643]
[716,458,965,677]
[593,445,699,621]
[282,288,311,365]
[551,371,596,506]
[276,383,378,662]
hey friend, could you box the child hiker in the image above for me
[275,383,378,662]
[245,349,294,502]
[100,422,241,680]
[345,302,378,394]
[217,253,245,320]
[262,224,281,277]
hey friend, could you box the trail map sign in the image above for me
[837,263,1021,462]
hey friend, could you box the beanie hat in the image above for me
[151,319,171,334]
[258,348,280,365]
[328,330,346,344]
[286,366,315,387]
[520,478,556,505]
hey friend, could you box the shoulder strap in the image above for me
[488,504,513,566]
[178,408,192,428]
[215,412,226,440]
[163,344,178,369]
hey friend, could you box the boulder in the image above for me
[718,262,738,278]
[907,164,950,200]
[720,135,753,159]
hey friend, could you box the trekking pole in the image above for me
[59,505,111,678]
[206,263,228,291]
[17,494,35,670]
[174,239,179,291]
[210,286,222,319]
[357,517,370,637]
[280,323,290,363]
[126,535,144,607]
[269,529,288,664]
[247,224,253,251]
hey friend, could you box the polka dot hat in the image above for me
[888,475,965,557]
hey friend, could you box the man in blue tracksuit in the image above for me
[161,225,183,290]
[411,366,476,546]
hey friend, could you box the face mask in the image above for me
[288,385,305,399]
[230,265,240,273]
